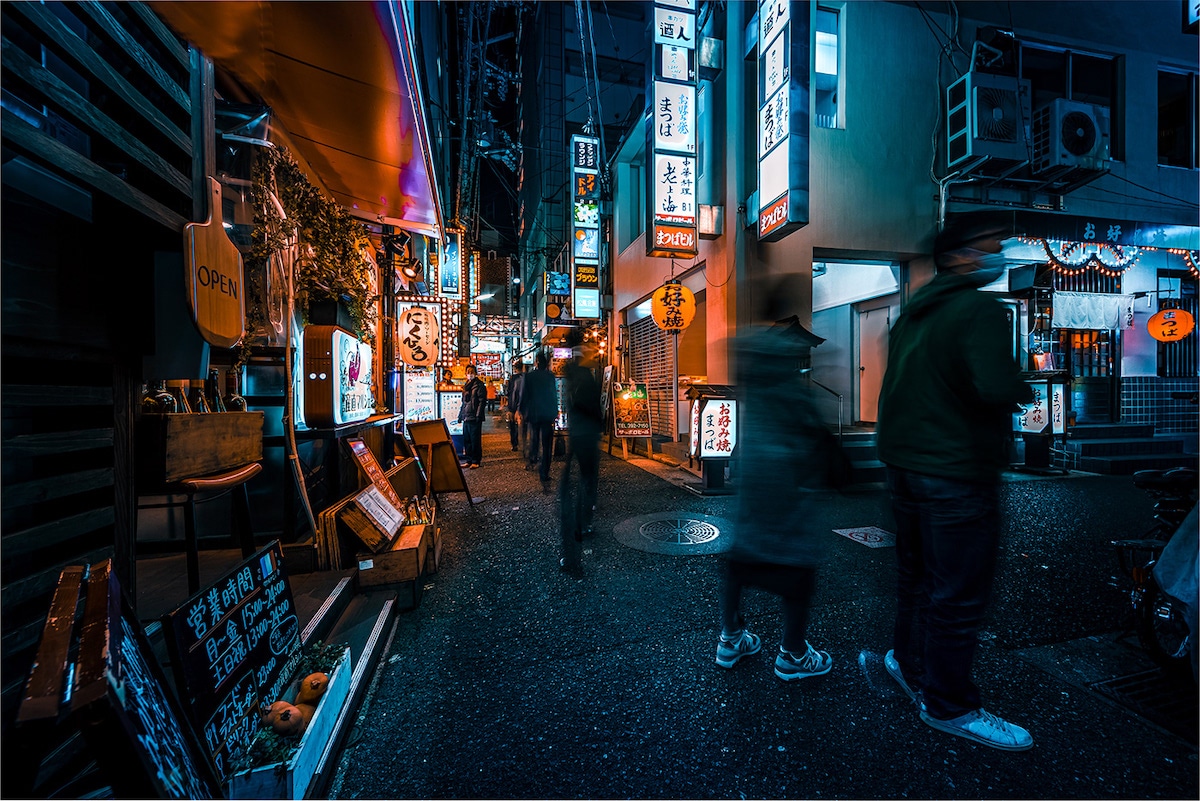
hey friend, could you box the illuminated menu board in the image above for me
[571,134,601,319]
[646,0,698,258]
[756,0,809,241]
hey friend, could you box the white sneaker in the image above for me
[884,649,918,702]
[920,706,1034,752]
[716,629,761,668]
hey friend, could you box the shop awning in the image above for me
[151,1,444,239]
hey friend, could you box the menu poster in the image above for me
[346,437,404,509]
[403,367,437,432]
[67,561,221,799]
[612,382,653,437]
[163,543,302,784]
[440,390,464,437]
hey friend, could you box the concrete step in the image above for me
[1078,452,1200,475]
[1066,436,1188,457]
[1069,423,1156,440]
[849,458,886,485]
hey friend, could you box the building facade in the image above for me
[602,0,1198,453]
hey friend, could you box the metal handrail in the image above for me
[808,377,844,441]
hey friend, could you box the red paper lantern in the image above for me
[1147,308,1195,342]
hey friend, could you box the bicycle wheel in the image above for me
[1135,581,1192,676]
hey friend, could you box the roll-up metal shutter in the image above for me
[628,315,676,439]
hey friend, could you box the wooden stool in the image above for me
[165,462,262,594]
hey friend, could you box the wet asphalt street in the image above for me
[330,418,1198,800]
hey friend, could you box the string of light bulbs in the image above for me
[1018,236,1200,280]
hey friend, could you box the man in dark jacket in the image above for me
[519,350,557,491]
[457,364,487,468]
[505,363,525,452]
[876,211,1034,752]
[558,331,603,574]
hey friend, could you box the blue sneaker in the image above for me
[885,650,918,702]
[716,629,761,668]
[774,642,832,681]
[920,706,1034,752]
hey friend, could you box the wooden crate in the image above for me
[137,411,264,486]
[356,524,429,589]
[424,526,443,575]
[228,647,351,800]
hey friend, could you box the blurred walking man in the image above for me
[520,350,557,493]
[876,211,1034,751]
[505,363,525,452]
[558,330,602,575]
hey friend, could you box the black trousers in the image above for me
[720,560,817,654]
[527,420,554,481]
[462,419,483,465]
[558,436,599,568]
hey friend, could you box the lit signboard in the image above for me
[570,133,601,319]
[756,0,809,242]
[694,398,737,459]
[440,230,462,298]
[1014,381,1065,435]
[302,326,373,428]
[646,0,699,258]
[397,297,453,365]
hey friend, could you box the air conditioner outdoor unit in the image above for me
[946,71,1031,170]
[1031,98,1111,173]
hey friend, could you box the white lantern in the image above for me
[398,306,440,367]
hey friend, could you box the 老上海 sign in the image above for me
[646,0,699,259]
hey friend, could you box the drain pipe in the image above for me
[937,171,979,230]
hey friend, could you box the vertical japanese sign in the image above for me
[646,0,699,258]
[440,230,462,298]
[699,399,737,459]
[571,134,601,319]
[756,0,809,241]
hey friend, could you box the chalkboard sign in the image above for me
[71,561,221,799]
[163,542,302,783]
[612,382,652,437]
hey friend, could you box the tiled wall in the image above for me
[1121,376,1199,435]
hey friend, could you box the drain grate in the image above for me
[613,512,732,555]
[1090,669,1199,744]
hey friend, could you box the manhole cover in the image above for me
[613,512,732,555]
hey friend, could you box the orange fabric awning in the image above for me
[152,1,444,238]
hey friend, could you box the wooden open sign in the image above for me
[184,177,246,349]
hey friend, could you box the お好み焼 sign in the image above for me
[651,281,696,332]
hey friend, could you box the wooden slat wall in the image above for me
[0,3,198,795]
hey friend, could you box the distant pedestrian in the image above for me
[716,278,833,682]
[558,330,602,575]
[457,364,487,469]
[486,378,498,412]
[876,211,1034,751]
[505,363,526,452]
[520,349,557,492]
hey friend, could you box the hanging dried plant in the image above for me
[241,146,378,367]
